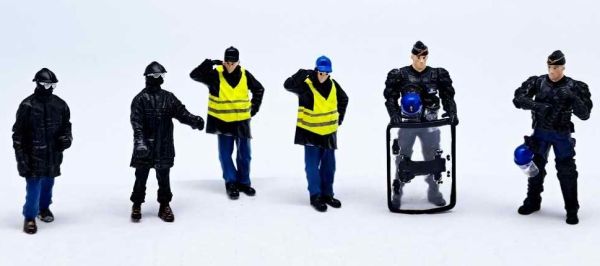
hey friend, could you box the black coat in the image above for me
[284,69,349,150]
[513,75,592,133]
[383,66,457,119]
[190,59,265,139]
[130,84,204,169]
[12,87,72,178]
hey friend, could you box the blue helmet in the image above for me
[315,55,332,73]
[401,92,422,117]
[514,144,534,166]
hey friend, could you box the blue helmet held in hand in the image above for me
[401,92,422,117]
[514,144,534,166]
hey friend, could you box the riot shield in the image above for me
[386,119,456,214]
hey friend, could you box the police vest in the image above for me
[208,66,251,122]
[296,78,339,135]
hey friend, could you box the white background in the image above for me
[1,0,599,265]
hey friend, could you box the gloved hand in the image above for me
[57,136,72,151]
[211,59,223,66]
[292,69,311,84]
[533,102,552,116]
[390,115,402,125]
[250,105,259,117]
[17,158,32,177]
[442,113,459,126]
[134,143,150,158]
[195,116,205,131]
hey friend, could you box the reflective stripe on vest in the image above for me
[208,66,251,122]
[296,78,339,135]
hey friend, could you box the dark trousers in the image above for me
[218,134,251,185]
[130,167,173,204]
[304,145,336,197]
[23,177,55,220]
[526,129,579,212]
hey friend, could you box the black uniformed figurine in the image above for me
[13,68,73,234]
[513,50,593,225]
[129,61,205,223]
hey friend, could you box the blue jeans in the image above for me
[304,145,336,197]
[218,134,251,185]
[23,177,55,220]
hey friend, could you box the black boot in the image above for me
[566,211,579,225]
[23,219,37,234]
[237,183,256,197]
[518,198,541,215]
[38,208,54,223]
[310,195,327,212]
[158,204,175,222]
[322,195,341,208]
[225,182,239,200]
[131,203,142,222]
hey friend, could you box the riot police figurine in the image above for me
[383,41,458,209]
[513,50,592,225]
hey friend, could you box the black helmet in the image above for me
[144,61,167,76]
[32,68,58,83]
[224,46,239,62]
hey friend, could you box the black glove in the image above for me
[58,136,72,151]
[250,105,259,117]
[17,158,32,177]
[442,113,459,125]
[211,59,223,66]
[533,102,552,116]
[134,143,150,158]
[293,69,311,84]
[195,116,205,131]
[390,115,402,125]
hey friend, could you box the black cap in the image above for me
[547,50,565,65]
[144,61,167,76]
[224,46,239,62]
[33,68,58,83]
[411,41,428,56]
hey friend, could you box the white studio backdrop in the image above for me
[0,0,599,265]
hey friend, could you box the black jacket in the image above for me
[513,75,592,133]
[284,69,349,150]
[383,66,457,119]
[12,87,72,178]
[190,59,265,139]
[130,84,204,169]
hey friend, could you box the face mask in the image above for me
[39,82,57,90]
[146,76,164,86]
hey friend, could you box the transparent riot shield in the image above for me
[386,119,456,213]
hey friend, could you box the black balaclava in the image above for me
[145,76,164,92]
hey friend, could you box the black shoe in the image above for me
[322,195,341,208]
[23,219,37,234]
[566,212,579,225]
[225,182,239,200]
[38,208,54,223]
[310,195,327,212]
[131,203,142,222]
[158,204,175,222]
[237,183,256,196]
[518,199,541,215]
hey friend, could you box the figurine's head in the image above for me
[547,50,565,82]
[33,68,58,91]
[315,55,332,84]
[144,61,167,86]
[410,41,428,72]
[223,46,240,74]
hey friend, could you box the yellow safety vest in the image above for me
[296,78,339,135]
[208,66,251,122]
